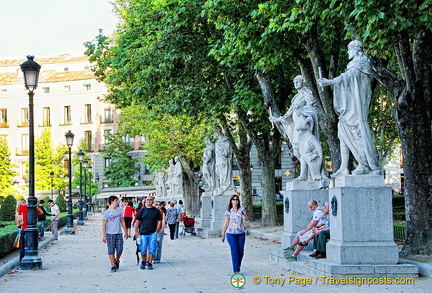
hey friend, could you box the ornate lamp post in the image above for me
[87,165,93,213]
[64,131,75,234]
[20,56,42,270]
[82,159,88,220]
[50,171,54,200]
[77,150,85,225]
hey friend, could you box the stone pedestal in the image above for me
[280,181,328,249]
[327,175,399,265]
[200,191,212,229]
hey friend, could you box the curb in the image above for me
[0,227,67,278]
[399,258,432,277]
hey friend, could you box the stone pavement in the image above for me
[0,214,431,293]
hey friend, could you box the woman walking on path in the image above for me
[222,194,249,274]
[166,202,178,240]
[123,201,134,237]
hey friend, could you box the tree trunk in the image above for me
[219,117,254,219]
[177,156,201,217]
[370,31,432,255]
[260,154,277,226]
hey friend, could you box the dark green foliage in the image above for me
[43,195,51,212]
[0,195,17,221]
[55,195,67,212]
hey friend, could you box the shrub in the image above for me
[43,195,51,211]
[0,195,17,221]
[55,195,67,212]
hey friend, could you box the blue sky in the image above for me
[0,0,118,59]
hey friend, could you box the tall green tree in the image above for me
[118,105,210,215]
[34,128,67,192]
[103,131,139,187]
[0,137,18,199]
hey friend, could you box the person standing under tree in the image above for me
[135,196,162,270]
[102,196,129,272]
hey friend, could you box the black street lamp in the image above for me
[77,150,85,225]
[82,159,88,220]
[64,130,75,234]
[50,171,54,200]
[20,56,42,270]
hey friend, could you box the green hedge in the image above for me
[0,210,78,258]
[252,202,284,224]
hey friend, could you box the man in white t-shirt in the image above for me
[48,200,60,240]
[284,200,325,260]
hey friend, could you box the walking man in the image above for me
[48,200,60,240]
[135,196,162,270]
[38,200,50,238]
[102,196,129,272]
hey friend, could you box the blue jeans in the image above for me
[139,232,157,255]
[226,233,246,273]
[39,220,45,237]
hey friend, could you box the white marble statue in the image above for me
[269,75,329,187]
[171,156,183,195]
[166,159,175,196]
[317,40,380,177]
[154,170,167,198]
[213,131,233,195]
[202,137,217,192]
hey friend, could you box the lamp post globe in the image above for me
[77,150,85,225]
[19,56,42,270]
[64,130,75,234]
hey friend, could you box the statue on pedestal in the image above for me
[202,137,216,192]
[154,170,167,198]
[317,40,380,177]
[213,131,233,195]
[269,75,329,187]
[171,156,183,195]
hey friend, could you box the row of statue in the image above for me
[155,40,381,196]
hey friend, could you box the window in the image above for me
[83,84,91,91]
[275,151,282,169]
[21,134,29,155]
[0,109,7,127]
[103,129,111,147]
[64,67,69,71]
[63,85,70,92]
[104,157,111,169]
[84,65,90,70]
[84,104,92,123]
[42,87,50,93]
[43,107,51,126]
[21,108,29,126]
[84,131,92,151]
[64,106,71,125]
[103,108,112,123]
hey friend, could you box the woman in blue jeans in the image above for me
[222,194,249,274]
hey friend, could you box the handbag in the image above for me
[243,219,250,229]
[13,231,21,249]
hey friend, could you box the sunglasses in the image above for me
[232,198,239,201]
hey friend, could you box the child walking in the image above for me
[102,196,129,272]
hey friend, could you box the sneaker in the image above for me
[110,266,117,272]
[147,262,153,270]
[115,261,120,270]
[283,247,294,251]
[286,256,297,261]
[140,261,146,270]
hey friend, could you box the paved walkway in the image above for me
[0,214,431,293]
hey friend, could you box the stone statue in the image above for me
[172,156,183,195]
[166,159,175,195]
[269,75,329,187]
[202,137,217,192]
[317,40,380,177]
[154,170,167,198]
[213,131,233,195]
